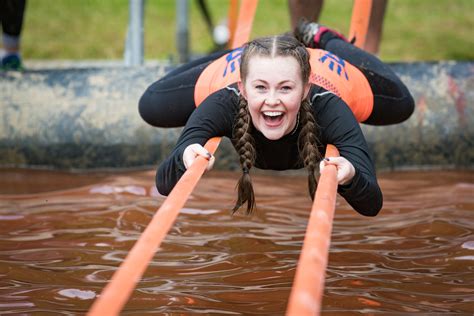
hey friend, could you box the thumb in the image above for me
[319,157,332,171]
[319,158,326,172]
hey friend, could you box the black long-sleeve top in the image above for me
[156,85,382,216]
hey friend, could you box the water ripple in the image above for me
[0,170,472,314]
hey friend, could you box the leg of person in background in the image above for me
[364,0,387,55]
[289,0,387,55]
[0,0,27,70]
[288,0,323,30]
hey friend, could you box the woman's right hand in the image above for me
[183,144,215,171]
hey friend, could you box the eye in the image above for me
[255,85,266,91]
[281,86,292,92]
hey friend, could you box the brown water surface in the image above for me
[0,169,473,315]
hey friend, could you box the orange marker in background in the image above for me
[349,0,387,54]
[349,0,373,49]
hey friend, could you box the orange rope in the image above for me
[286,4,376,311]
[349,0,374,49]
[87,1,258,315]
[88,138,220,316]
[286,144,340,316]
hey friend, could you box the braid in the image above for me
[232,96,257,214]
[298,98,322,199]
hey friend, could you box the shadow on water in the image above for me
[0,169,473,314]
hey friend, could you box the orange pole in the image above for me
[227,0,239,49]
[87,1,258,314]
[231,0,258,48]
[286,145,339,316]
[348,0,374,49]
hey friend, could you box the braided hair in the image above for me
[298,98,321,199]
[231,96,256,214]
[232,35,321,214]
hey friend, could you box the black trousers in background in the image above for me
[0,0,26,37]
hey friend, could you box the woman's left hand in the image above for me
[319,157,356,186]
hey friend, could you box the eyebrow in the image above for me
[251,79,295,85]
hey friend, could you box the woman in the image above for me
[139,22,414,216]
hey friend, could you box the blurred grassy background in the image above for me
[19,0,474,62]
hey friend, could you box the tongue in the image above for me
[263,114,283,126]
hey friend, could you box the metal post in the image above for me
[125,0,144,66]
[176,0,189,63]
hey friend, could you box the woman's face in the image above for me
[239,55,310,140]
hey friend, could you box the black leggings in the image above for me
[321,34,414,125]
[139,37,414,127]
[0,0,26,37]
[139,50,229,127]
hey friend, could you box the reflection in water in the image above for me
[0,169,473,314]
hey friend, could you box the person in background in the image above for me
[288,0,387,54]
[1,0,27,71]
[138,21,414,216]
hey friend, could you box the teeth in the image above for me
[263,111,283,117]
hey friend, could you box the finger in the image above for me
[206,155,216,171]
[336,170,345,183]
[183,144,204,169]
[193,145,213,160]
[319,159,326,171]
[320,157,334,170]
[323,157,345,166]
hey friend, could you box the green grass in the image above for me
[18,0,474,62]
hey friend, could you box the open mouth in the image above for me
[262,111,285,127]
[262,111,284,126]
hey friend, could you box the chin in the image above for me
[261,130,285,140]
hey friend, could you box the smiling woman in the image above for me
[240,55,307,140]
[138,22,414,216]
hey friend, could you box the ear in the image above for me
[302,82,311,100]
[238,81,247,99]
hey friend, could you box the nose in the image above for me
[264,92,281,106]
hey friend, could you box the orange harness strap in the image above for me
[309,49,373,122]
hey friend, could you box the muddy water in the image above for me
[0,168,472,315]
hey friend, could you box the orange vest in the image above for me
[194,48,373,122]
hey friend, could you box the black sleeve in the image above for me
[155,89,236,195]
[315,92,383,216]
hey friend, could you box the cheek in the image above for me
[283,94,303,112]
[245,91,264,114]
[247,100,261,121]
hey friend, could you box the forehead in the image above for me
[246,55,302,81]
